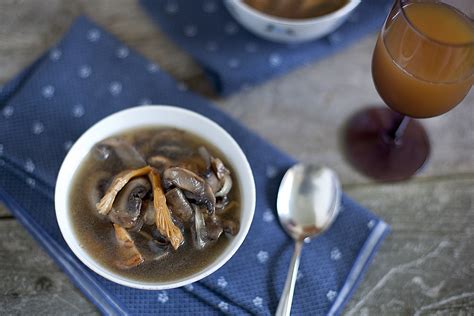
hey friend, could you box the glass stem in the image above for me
[389,115,410,144]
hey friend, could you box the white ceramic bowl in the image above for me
[224,0,361,43]
[55,105,256,290]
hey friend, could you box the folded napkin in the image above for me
[140,0,392,95]
[0,16,389,315]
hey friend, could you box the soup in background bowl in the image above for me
[55,106,256,290]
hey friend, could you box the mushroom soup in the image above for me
[69,128,240,282]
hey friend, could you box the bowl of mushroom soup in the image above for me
[55,105,256,289]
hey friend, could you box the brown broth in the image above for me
[69,127,241,283]
[243,0,349,19]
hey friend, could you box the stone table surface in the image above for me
[0,1,473,315]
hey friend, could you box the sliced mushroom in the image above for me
[113,224,144,269]
[197,146,211,173]
[215,174,232,198]
[143,201,156,226]
[163,167,216,213]
[222,219,240,236]
[96,166,152,215]
[211,157,230,180]
[205,216,223,241]
[108,177,150,229]
[148,169,184,250]
[147,155,172,170]
[165,188,193,223]
[191,205,207,250]
[134,230,170,261]
[87,170,112,214]
[93,137,147,169]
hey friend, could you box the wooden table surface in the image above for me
[1,1,473,315]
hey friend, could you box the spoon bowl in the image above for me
[275,164,341,316]
[277,164,341,240]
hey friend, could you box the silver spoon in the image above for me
[275,164,341,316]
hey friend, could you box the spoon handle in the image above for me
[276,240,304,316]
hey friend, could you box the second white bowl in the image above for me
[224,0,361,43]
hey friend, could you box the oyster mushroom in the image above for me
[113,224,144,269]
[163,167,216,213]
[148,169,184,250]
[93,137,147,169]
[108,177,150,229]
[165,188,193,223]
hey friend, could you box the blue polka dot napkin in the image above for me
[140,0,392,95]
[0,16,389,315]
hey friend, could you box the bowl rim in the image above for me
[230,0,361,25]
[54,105,256,290]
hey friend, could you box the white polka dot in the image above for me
[42,85,55,98]
[367,219,375,229]
[32,122,45,135]
[245,42,258,53]
[87,29,101,42]
[327,32,343,45]
[157,291,168,304]
[262,209,274,222]
[0,144,3,156]
[147,63,160,73]
[217,276,228,288]
[184,283,194,291]
[330,248,342,261]
[2,105,14,118]
[25,159,35,173]
[218,301,229,312]
[326,290,337,302]
[116,47,129,59]
[224,22,238,35]
[165,2,179,14]
[49,49,62,61]
[109,82,122,96]
[26,177,36,188]
[228,58,240,68]
[304,237,311,244]
[177,82,188,92]
[269,53,282,67]
[253,296,263,308]
[266,165,277,178]
[184,25,198,37]
[205,41,218,52]
[203,1,217,13]
[78,65,92,79]
[64,141,73,151]
[72,104,85,118]
[139,98,152,106]
[257,251,269,263]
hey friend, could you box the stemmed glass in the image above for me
[345,0,473,181]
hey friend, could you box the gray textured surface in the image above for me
[0,0,473,315]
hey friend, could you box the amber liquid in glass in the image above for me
[372,2,474,118]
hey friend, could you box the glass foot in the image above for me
[344,107,430,182]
